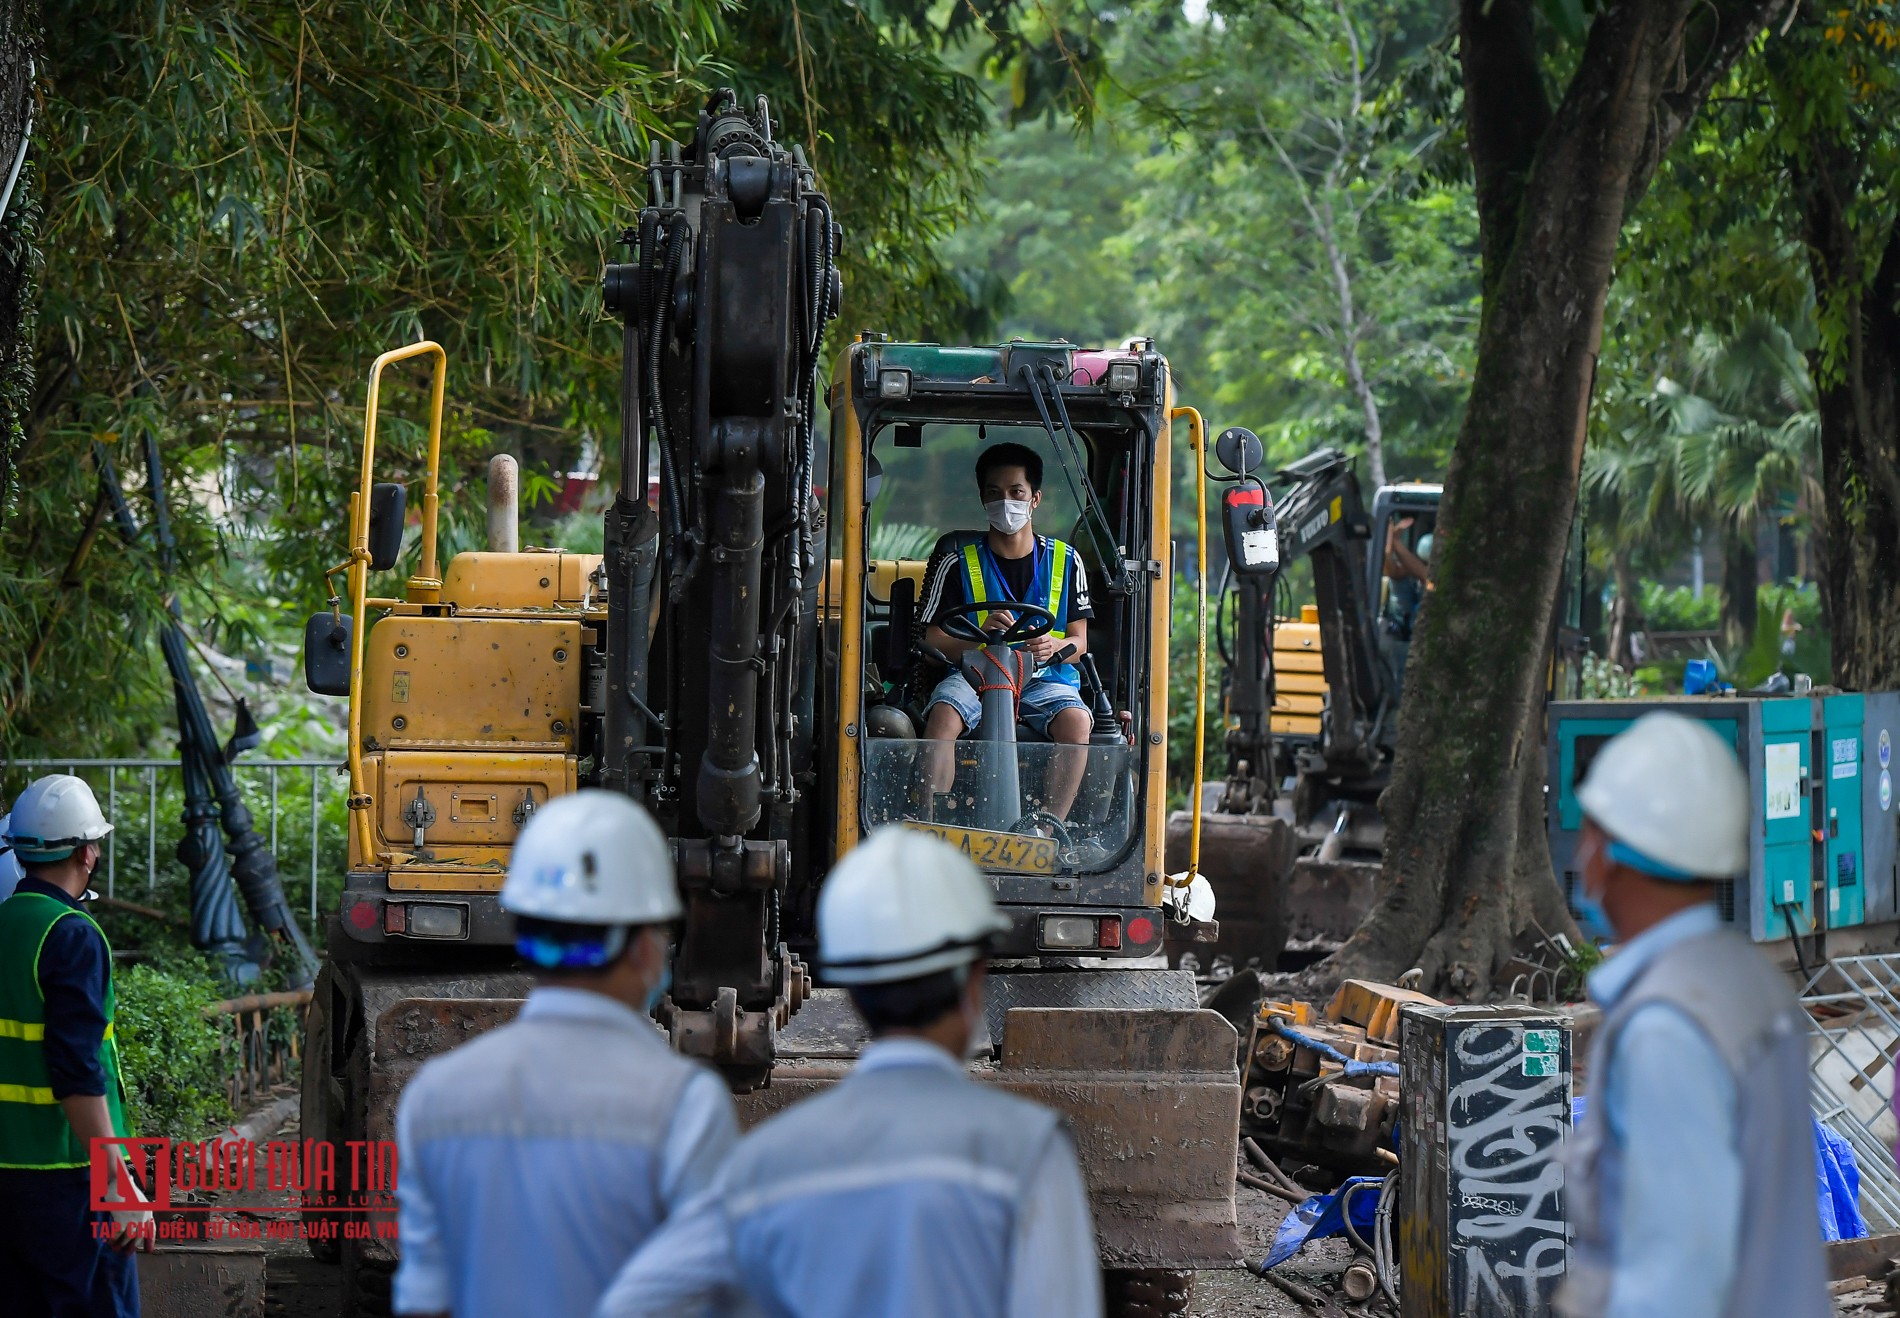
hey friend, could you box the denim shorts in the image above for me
[927,670,1088,737]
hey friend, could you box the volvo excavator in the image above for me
[299,91,1249,1313]
[1170,438,1439,969]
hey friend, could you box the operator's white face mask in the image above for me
[984,498,1032,535]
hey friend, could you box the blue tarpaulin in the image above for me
[1262,1176,1384,1269]
[1815,1121,1869,1242]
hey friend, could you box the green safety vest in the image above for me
[961,536,1079,686]
[0,891,130,1169]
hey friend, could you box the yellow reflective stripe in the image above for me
[0,1082,57,1105]
[1047,541,1067,620]
[962,544,987,627]
[0,1019,44,1041]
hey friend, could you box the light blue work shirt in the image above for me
[1583,904,1741,1318]
[595,1036,1102,1318]
[394,986,738,1318]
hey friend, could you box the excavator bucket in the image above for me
[1165,809,1298,968]
[740,991,1245,1270]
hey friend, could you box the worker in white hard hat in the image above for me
[0,775,149,1317]
[392,790,739,1318]
[597,826,1103,1318]
[1556,712,1828,1318]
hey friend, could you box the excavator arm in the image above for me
[599,91,836,1089]
[1264,448,1387,779]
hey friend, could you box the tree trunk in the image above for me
[1607,546,1642,669]
[1806,206,1900,688]
[1326,0,1784,995]
[1764,7,1900,689]
[1720,517,1758,657]
[0,1,39,527]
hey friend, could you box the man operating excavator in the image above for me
[920,442,1094,820]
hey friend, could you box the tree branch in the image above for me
[1458,0,1552,289]
[1629,0,1792,205]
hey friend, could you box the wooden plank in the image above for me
[1271,693,1325,715]
[1271,715,1321,735]
[1268,650,1325,673]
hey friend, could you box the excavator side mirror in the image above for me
[1213,426,1264,478]
[367,482,407,572]
[304,612,354,696]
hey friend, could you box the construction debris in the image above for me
[1241,980,1439,1173]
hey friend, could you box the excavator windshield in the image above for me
[829,338,1175,923]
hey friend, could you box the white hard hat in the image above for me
[500,790,680,925]
[819,826,1010,985]
[5,775,113,863]
[1576,711,1749,879]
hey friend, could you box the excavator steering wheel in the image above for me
[936,599,1056,648]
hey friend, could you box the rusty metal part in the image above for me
[1240,980,1438,1173]
[1244,1085,1282,1122]
[673,835,788,891]
[668,985,777,1073]
[367,993,528,1145]
[1253,1265,1333,1313]
[1237,1168,1305,1204]
[1313,1081,1374,1132]
[1254,1032,1296,1071]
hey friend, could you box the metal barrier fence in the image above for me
[2,758,346,922]
[1802,954,1900,1230]
[205,989,313,1112]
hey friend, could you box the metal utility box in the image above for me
[1398,1005,1572,1318]
[1548,695,1900,943]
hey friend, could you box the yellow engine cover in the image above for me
[360,615,583,748]
[442,551,602,609]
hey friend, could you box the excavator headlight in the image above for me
[877,368,912,401]
[1104,359,1141,392]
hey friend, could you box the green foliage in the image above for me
[5,0,1001,755]
[1639,582,1720,632]
[1578,652,1646,699]
[113,960,232,1139]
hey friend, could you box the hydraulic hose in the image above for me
[649,222,690,580]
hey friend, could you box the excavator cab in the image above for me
[830,339,1178,962]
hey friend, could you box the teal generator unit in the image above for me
[1548,694,1900,944]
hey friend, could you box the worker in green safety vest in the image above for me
[0,774,149,1317]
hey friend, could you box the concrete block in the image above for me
[136,1241,266,1318]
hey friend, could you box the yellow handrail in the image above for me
[345,340,447,864]
[1171,406,1208,896]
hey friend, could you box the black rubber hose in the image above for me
[649,222,687,551]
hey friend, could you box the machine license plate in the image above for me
[899,822,1059,874]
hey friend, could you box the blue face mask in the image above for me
[644,962,672,1017]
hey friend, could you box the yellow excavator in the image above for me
[299,90,1257,1314]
